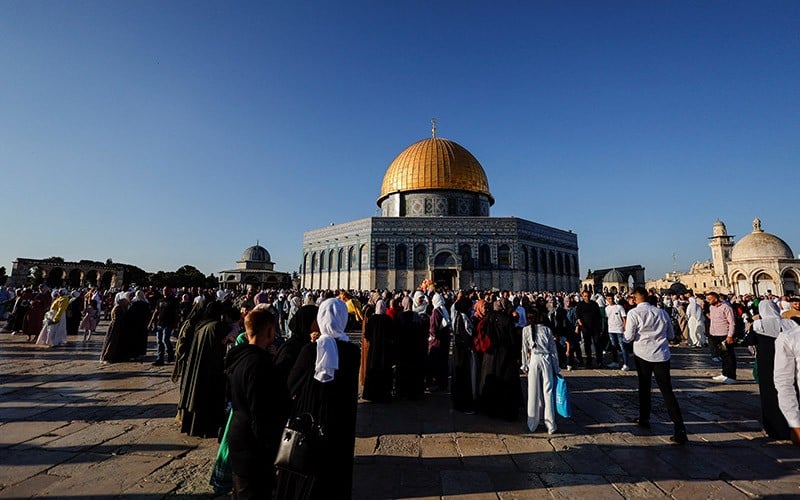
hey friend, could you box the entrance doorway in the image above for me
[433,269,457,290]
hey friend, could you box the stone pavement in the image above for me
[0,324,798,499]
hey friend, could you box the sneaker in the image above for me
[566,365,573,371]
[712,374,726,381]
[620,365,630,371]
[547,428,557,435]
[670,432,688,445]
[711,356,721,362]
[721,377,736,384]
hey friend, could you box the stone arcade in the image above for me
[301,130,579,291]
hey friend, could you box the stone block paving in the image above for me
[1,326,799,499]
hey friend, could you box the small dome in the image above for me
[731,221,793,261]
[603,269,625,283]
[240,244,271,263]
[378,137,493,205]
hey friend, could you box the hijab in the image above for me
[754,299,782,338]
[314,298,350,383]
[412,291,428,314]
[780,318,800,335]
[473,299,487,320]
[432,293,451,327]
[686,296,703,319]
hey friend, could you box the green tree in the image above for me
[0,267,7,286]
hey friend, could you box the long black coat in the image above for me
[178,319,229,438]
[362,314,396,402]
[276,340,360,500]
[477,311,521,421]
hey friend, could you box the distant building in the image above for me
[218,243,291,289]
[9,258,134,289]
[646,219,800,296]
[301,128,580,291]
[580,265,645,294]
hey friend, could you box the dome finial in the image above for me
[753,217,762,233]
[431,118,437,138]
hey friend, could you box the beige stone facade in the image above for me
[647,219,800,296]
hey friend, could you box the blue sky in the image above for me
[1,1,798,281]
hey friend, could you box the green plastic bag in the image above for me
[210,409,234,494]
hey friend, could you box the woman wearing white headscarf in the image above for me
[752,300,791,439]
[427,293,452,392]
[774,318,800,447]
[686,295,707,348]
[276,298,360,500]
[413,290,429,315]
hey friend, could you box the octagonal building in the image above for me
[301,131,579,291]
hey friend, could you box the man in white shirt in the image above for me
[605,294,628,370]
[624,287,687,444]
[774,318,800,447]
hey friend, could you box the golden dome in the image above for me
[378,137,494,204]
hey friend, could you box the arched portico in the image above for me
[431,250,460,290]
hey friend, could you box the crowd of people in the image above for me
[2,281,800,498]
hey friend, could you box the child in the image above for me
[80,301,100,341]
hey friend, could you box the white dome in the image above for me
[731,230,793,261]
[603,269,625,282]
[240,244,271,263]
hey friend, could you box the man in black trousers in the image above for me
[624,287,688,445]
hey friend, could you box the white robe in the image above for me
[36,314,67,347]
[686,298,707,347]
[522,324,560,433]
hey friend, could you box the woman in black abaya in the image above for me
[362,299,396,402]
[275,298,360,500]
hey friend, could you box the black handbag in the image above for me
[274,413,324,475]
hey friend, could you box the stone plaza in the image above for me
[1,325,799,499]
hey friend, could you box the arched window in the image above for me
[459,244,473,270]
[303,253,309,274]
[414,244,427,270]
[348,246,355,270]
[328,251,334,272]
[522,247,529,272]
[396,244,408,269]
[571,255,578,276]
[548,251,556,274]
[541,249,548,273]
[564,253,571,276]
[311,253,317,272]
[498,244,511,268]
[531,248,539,272]
[359,244,367,270]
[479,244,491,269]
[557,253,564,275]
[337,248,344,271]
[375,243,389,269]
[319,250,326,271]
